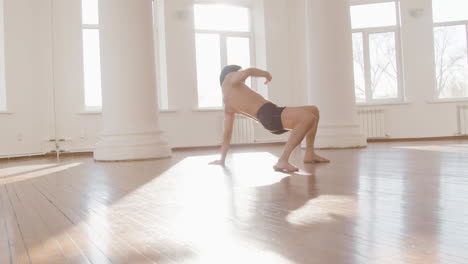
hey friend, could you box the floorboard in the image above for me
[0,141,467,264]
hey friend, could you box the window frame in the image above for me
[193,2,256,109]
[432,19,468,100]
[153,0,170,110]
[350,0,404,105]
[81,0,102,111]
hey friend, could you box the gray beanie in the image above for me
[220,65,242,85]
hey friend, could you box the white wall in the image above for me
[0,0,55,157]
[373,0,463,139]
[287,0,465,140]
[0,0,6,111]
[1,0,463,157]
[354,0,464,139]
[0,0,295,156]
[158,0,294,148]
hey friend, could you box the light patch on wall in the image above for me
[286,195,357,226]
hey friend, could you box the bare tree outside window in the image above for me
[352,33,366,102]
[369,32,398,99]
[350,1,402,104]
[433,25,468,98]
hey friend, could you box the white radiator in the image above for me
[231,115,255,144]
[457,105,468,135]
[357,109,386,138]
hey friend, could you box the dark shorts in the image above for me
[256,102,289,135]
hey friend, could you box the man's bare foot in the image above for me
[303,153,330,163]
[209,160,225,166]
[273,160,299,173]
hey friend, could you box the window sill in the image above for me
[79,110,102,115]
[427,98,468,104]
[78,109,179,115]
[193,108,224,112]
[0,111,14,115]
[356,100,412,107]
[159,108,178,113]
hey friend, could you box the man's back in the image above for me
[221,70,269,119]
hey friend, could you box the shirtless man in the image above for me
[210,65,329,172]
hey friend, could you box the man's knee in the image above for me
[310,106,320,119]
[303,106,319,119]
[301,113,316,128]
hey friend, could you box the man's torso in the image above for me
[222,82,269,119]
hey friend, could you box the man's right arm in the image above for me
[230,68,272,85]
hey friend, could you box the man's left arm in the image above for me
[210,111,235,165]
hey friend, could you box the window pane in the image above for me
[82,0,99,25]
[433,0,468,23]
[227,37,251,69]
[434,25,468,98]
[351,2,396,29]
[82,29,102,108]
[195,33,222,108]
[227,37,252,87]
[369,32,398,99]
[194,4,249,32]
[352,33,366,102]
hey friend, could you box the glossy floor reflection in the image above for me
[1,141,467,264]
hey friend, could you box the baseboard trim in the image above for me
[368,135,468,142]
[2,136,468,161]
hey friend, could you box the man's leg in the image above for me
[302,106,329,163]
[274,107,317,172]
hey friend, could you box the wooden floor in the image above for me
[1,141,468,264]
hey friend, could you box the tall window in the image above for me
[350,1,403,104]
[193,4,253,108]
[432,0,468,99]
[0,0,6,111]
[153,1,169,110]
[81,0,102,110]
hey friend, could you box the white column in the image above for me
[94,0,171,161]
[304,0,366,148]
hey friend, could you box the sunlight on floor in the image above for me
[192,244,294,264]
[286,195,357,226]
[173,152,293,187]
[2,142,466,263]
[90,152,300,263]
[0,163,83,184]
[394,144,468,153]
[229,152,297,187]
[0,164,58,178]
